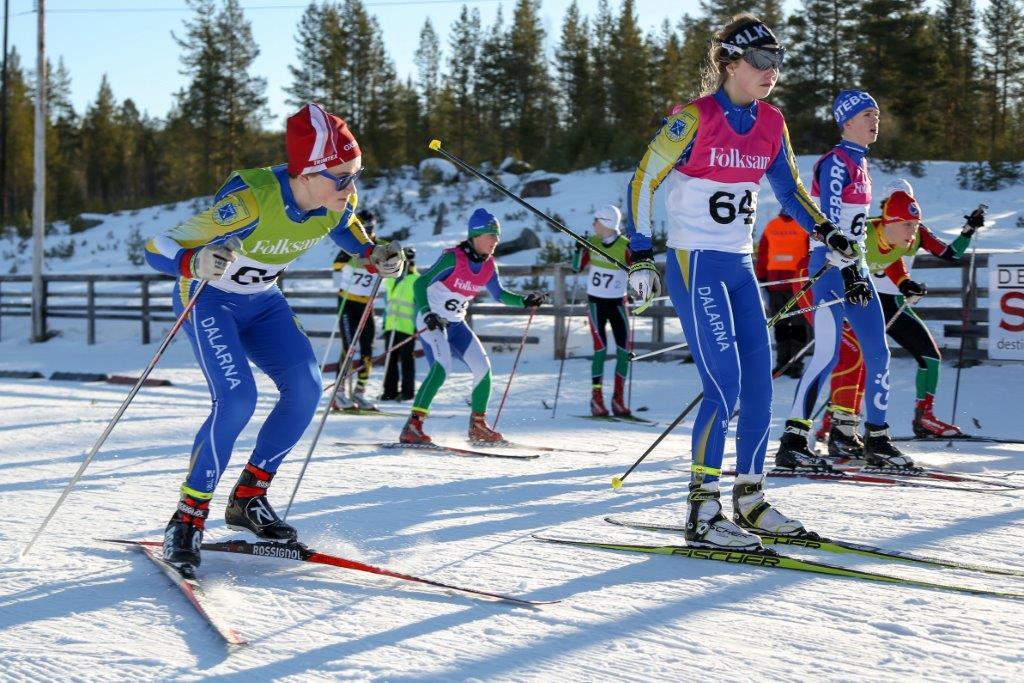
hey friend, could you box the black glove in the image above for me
[898,279,927,299]
[962,207,986,237]
[423,312,447,331]
[841,265,872,307]
[817,221,855,260]
[523,292,547,308]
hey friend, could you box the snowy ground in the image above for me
[2,316,1023,681]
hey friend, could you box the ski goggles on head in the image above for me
[316,166,364,192]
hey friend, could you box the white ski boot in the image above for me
[732,475,815,538]
[684,483,764,550]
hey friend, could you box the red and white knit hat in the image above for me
[883,190,922,224]
[286,103,360,176]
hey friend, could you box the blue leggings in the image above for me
[174,283,322,494]
[789,248,890,425]
[666,249,773,485]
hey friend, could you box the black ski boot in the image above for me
[163,492,210,570]
[774,419,833,471]
[224,463,298,542]
[827,409,866,462]
[863,423,915,470]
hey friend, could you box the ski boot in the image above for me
[732,476,817,539]
[827,409,866,462]
[163,491,210,570]
[351,384,377,411]
[863,423,915,470]
[469,412,503,443]
[330,389,354,412]
[224,463,298,542]
[912,395,961,438]
[399,412,431,444]
[774,419,833,471]
[611,376,631,417]
[591,386,609,417]
[684,482,763,550]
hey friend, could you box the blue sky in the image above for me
[8,0,690,126]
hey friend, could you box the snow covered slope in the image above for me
[1,331,1023,679]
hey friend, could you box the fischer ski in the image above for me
[533,534,1024,602]
[108,538,554,606]
[603,517,1024,578]
[110,541,247,645]
[333,441,540,460]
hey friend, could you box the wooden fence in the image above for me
[0,255,990,361]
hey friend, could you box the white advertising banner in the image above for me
[988,254,1024,360]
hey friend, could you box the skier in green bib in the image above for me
[571,205,634,416]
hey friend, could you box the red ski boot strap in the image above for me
[235,463,272,497]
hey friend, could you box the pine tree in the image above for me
[172,0,222,189]
[505,0,551,161]
[414,18,442,125]
[443,6,482,160]
[981,0,1024,156]
[81,75,124,211]
[855,0,943,159]
[214,0,268,172]
[781,0,858,152]
[45,58,84,220]
[475,6,512,161]
[553,1,592,167]
[285,2,341,110]
[2,48,36,233]
[608,0,652,162]
[935,0,981,158]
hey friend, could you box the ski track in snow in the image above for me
[1,328,1023,681]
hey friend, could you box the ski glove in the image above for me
[898,279,927,301]
[188,238,240,281]
[817,221,857,267]
[523,292,547,308]
[368,241,405,278]
[627,251,662,304]
[841,265,872,307]
[962,206,986,237]
[423,312,447,331]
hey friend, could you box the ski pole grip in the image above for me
[429,139,442,151]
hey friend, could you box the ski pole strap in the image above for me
[427,139,627,271]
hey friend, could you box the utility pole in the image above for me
[31,0,47,342]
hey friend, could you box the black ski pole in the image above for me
[950,204,987,437]
[551,271,581,418]
[428,140,628,271]
[612,261,831,489]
